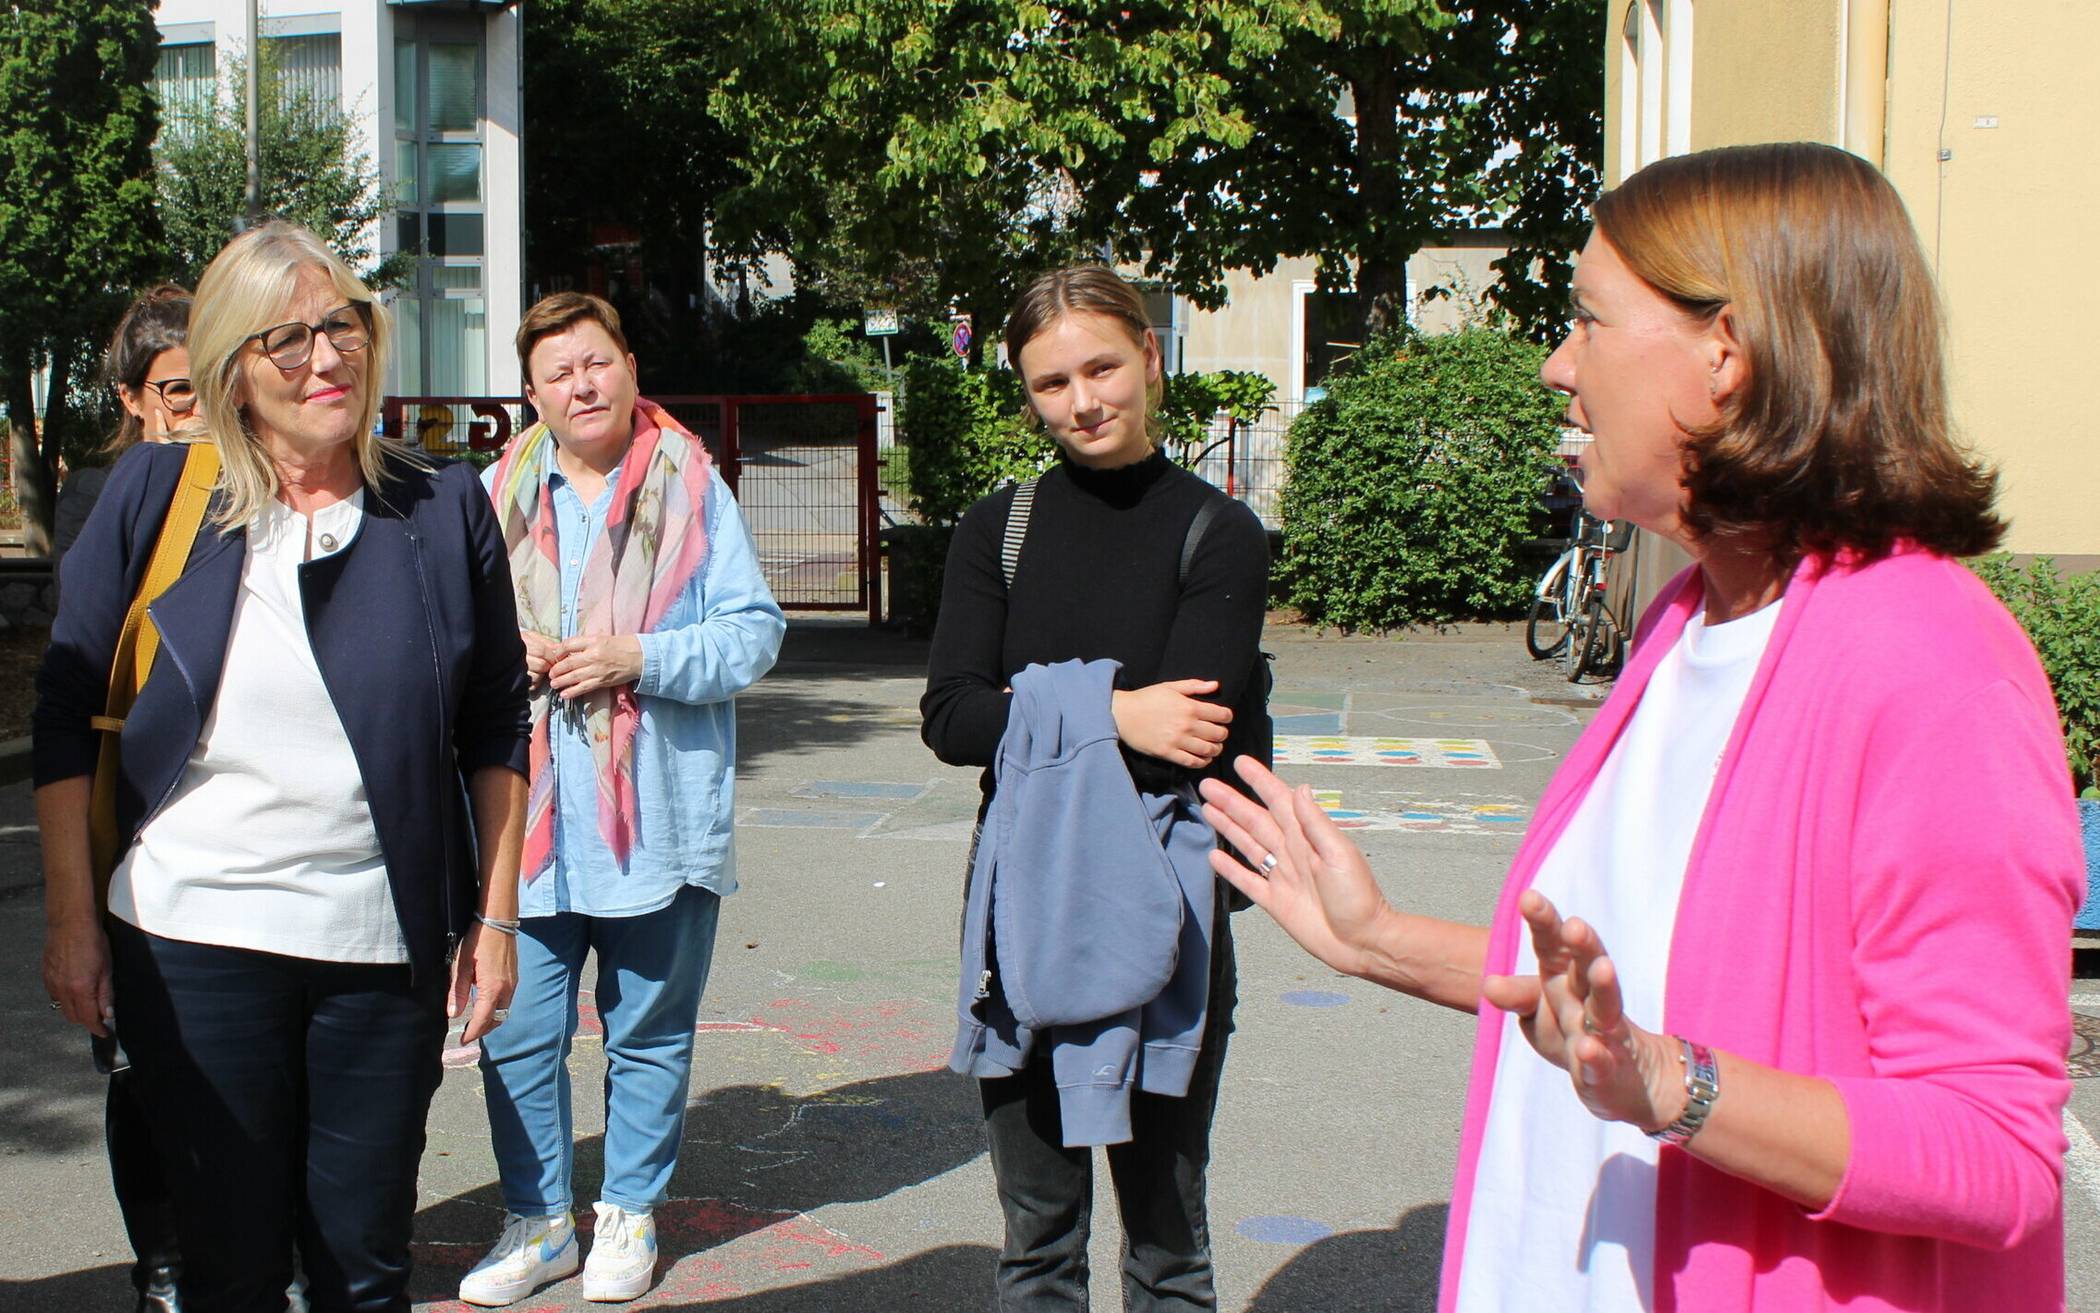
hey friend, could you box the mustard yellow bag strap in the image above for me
[102,441,221,717]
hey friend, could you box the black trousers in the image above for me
[979,899,1237,1312]
[108,919,446,1313]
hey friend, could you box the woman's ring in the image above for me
[491,1009,510,1022]
[1581,1015,1605,1036]
[1259,851,1279,873]
[48,1001,61,1012]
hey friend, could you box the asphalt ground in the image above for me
[3,616,2096,1311]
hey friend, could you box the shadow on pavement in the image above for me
[409,1067,987,1307]
[0,1259,134,1312]
[1243,1203,1449,1313]
[654,1243,995,1311]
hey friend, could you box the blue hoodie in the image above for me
[949,659,1219,1146]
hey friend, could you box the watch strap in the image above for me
[1647,1037,1719,1147]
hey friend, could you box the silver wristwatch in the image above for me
[1647,1037,1719,1147]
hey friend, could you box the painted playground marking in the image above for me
[1310,789,1529,834]
[1237,1214,1338,1245]
[1273,736,1501,769]
[2065,1108,2100,1218]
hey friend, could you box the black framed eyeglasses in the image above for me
[142,378,197,414]
[247,302,372,370]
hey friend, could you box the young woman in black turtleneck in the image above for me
[921,265,1269,1310]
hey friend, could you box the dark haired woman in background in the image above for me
[922,264,1270,1310]
[55,285,200,563]
[53,283,198,1313]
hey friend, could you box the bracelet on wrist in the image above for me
[475,912,522,937]
[1646,1037,1719,1147]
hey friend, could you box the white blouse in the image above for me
[1455,598,1782,1312]
[109,490,407,963]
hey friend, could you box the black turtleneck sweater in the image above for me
[921,451,1270,799]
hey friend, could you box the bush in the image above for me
[1278,328,1565,629]
[895,355,1052,527]
[1969,555,2100,796]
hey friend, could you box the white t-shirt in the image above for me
[109,490,407,963]
[1454,598,1781,1313]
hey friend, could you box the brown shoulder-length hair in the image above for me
[1003,265,1163,441]
[515,291,631,382]
[1593,141,2002,561]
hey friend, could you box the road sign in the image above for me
[950,314,973,359]
[864,309,900,337]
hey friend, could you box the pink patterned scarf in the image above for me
[487,397,713,879]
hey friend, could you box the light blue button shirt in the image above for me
[483,460,785,918]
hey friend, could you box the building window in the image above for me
[392,29,487,395]
[270,33,342,108]
[153,41,216,133]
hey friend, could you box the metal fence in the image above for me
[383,393,881,622]
[1183,399,1305,531]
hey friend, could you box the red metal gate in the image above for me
[382,393,881,622]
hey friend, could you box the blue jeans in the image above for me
[107,918,446,1313]
[478,884,722,1215]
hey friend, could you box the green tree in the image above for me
[0,0,162,551]
[707,0,1603,349]
[155,50,407,288]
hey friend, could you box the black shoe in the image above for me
[134,1262,180,1313]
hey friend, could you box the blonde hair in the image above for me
[189,220,407,528]
[1593,142,2001,561]
[1004,265,1163,443]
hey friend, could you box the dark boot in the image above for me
[135,1260,181,1313]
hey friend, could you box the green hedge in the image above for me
[895,355,1052,527]
[1278,329,1566,630]
[1970,554,2100,796]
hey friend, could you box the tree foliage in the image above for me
[708,0,1603,348]
[154,50,408,289]
[0,0,163,550]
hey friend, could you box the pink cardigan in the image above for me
[1440,548,2082,1312]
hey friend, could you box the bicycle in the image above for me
[1523,473,1630,681]
[1561,513,1630,682]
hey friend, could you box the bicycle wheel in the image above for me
[1569,594,1617,683]
[1524,551,1576,659]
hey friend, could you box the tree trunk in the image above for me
[24,336,73,556]
[1350,66,1413,339]
[4,358,53,556]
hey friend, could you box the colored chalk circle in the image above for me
[1281,990,1352,1008]
[1236,1215,1337,1245]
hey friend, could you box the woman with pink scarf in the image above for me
[1200,143,2082,1311]
[461,292,783,1307]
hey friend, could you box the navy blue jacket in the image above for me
[34,441,531,981]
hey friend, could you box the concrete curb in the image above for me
[0,734,28,788]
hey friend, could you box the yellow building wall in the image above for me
[1688,0,1841,151]
[1883,0,2100,560]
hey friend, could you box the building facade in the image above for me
[1606,0,2100,571]
[150,0,523,400]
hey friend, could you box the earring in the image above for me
[1708,374,1719,398]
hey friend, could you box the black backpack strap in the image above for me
[1000,479,1038,591]
[1179,494,1226,588]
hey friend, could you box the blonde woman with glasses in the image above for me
[36,221,532,1313]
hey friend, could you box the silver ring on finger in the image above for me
[48,1000,61,1012]
[1259,851,1279,873]
[490,1008,510,1022]
[1581,1014,1605,1036]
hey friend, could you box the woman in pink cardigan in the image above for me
[1200,142,2083,1312]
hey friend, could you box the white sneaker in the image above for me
[582,1202,658,1302]
[458,1211,580,1307]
